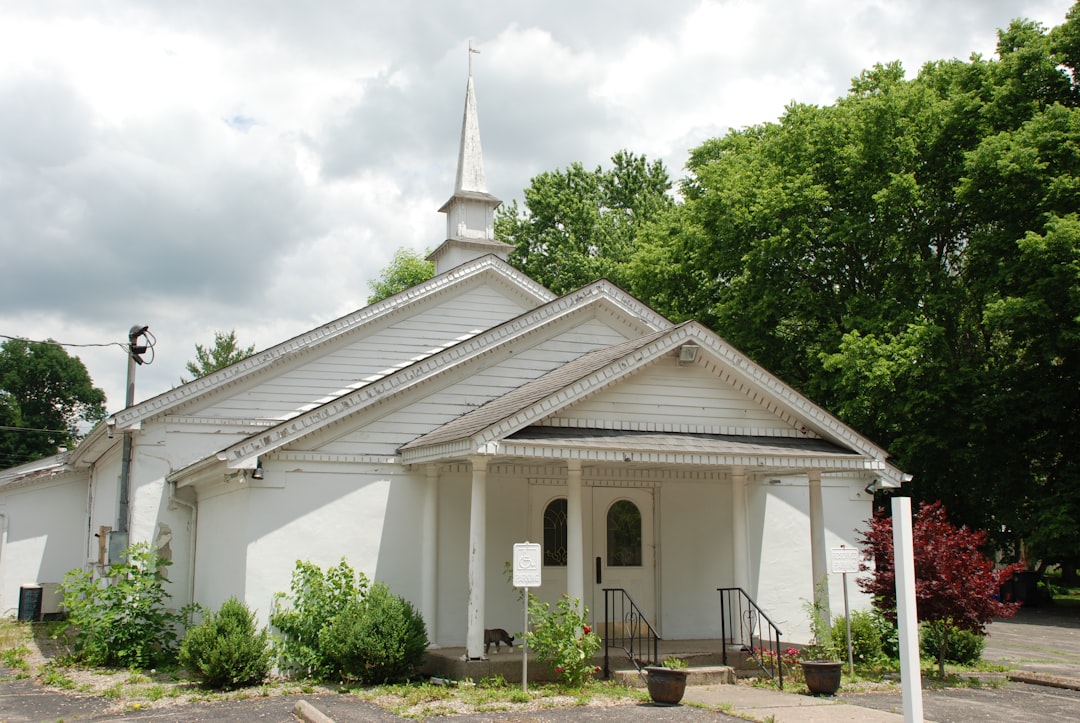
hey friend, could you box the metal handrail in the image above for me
[602,587,660,679]
[717,587,785,689]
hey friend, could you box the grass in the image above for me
[0,618,655,718]
[353,678,645,719]
[0,615,1041,718]
[1043,569,1080,606]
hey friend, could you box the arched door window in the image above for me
[607,499,642,567]
[543,498,568,566]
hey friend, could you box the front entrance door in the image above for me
[590,487,655,630]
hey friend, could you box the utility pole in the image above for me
[116,324,150,537]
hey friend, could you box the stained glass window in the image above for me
[607,499,642,567]
[543,498,568,566]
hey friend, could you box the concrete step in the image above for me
[614,666,737,688]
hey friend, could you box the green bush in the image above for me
[920,622,986,665]
[869,608,900,660]
[270,559,369,678]
[317,583,429,684]
[179,597,272,690]
[270,559,428,683]
[829,609,884,665]
[525,594,602,687]
[58,543,195,668]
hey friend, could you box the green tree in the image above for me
[182,330,255,382]
[858,502,1023,676]
[0,338,106,467]
[619,8,1080,568]
[367,248,434,304]
[497,150,673,294]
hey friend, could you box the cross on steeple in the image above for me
[468,42,480,76]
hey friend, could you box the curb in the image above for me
[294,699,335,723]
[1007,671,1080,691]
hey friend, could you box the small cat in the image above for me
[484,628,515,654]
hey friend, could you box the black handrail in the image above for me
[717,587,784,689]
[602,587,660,679]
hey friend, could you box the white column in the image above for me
[422,464,439,646]
[730,467,749,593]
[466,457,488,659]
[566,459,584,610]
[808,470,831,629]
[892,496,924,722]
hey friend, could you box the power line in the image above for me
[0,334,130,352]
[0,425,70,434]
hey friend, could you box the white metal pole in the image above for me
[892,496,924,723]
[522,591,529,692]
[843,572,853,677]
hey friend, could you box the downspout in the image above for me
[168,481,197,609]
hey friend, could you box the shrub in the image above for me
[179,597,272,690]
[829,609,884,665]
[525,595,602,687]
[869,607,900,660]
[920,622,986,666]
[317,583,429,684]
[58,543,195,668]
[269,559,369,678]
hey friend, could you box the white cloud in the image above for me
[0,0,1074,412]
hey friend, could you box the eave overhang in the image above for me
[195,280,673,471]
[399,322,910,487]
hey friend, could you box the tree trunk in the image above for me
[936,625,949,678]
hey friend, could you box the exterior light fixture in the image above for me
[677,344,699,365]
[251,460,264,481]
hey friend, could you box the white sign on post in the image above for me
[513,542,542,588]
[831,546,860,574]
[513,542,542,693]
[831,545,860,677]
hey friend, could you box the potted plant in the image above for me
[798,593,843,696]
[644,656,688,705]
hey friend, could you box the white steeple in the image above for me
[429,56,513,275]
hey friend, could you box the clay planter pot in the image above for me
[800,660,843,695]
[644,666,688,705]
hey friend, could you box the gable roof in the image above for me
[167,279,673,482]
[399,321,908,486]
[69,255,556,467]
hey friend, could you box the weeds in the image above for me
[40,665,76,690]
[1,644,30,671]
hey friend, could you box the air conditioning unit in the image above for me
[40,582,63,620]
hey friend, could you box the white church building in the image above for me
[0,72,907,663]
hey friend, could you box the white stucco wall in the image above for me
[194,462,431,628]
[748,474,875,644]
[182,461,876,650]
[0,472,88,617]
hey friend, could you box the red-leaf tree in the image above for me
[857,500,1023,675]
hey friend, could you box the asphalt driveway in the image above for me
[840,604,1080,722]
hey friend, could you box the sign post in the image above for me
[513,542,542,692]
[831,545,860,677]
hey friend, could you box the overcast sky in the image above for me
[1,0,1074,414]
